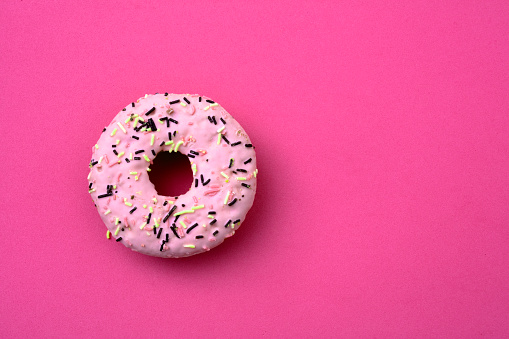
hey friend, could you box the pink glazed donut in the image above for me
[88,93,257,258]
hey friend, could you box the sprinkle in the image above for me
[190,150,199,155]
[143,154,150,162]
[210,219,217,225]
[228,198,238,206]
[199,97,202,102]
[143,204,147,208]
[192,163,197,175]
[104,209,111,215]
[221,135,230,144]
[195,179,198,187]
[117,151,125,158]
[186,223,199,234]
[97,193,112,199]
[196,235,204,239]
[208,211,216,214]
[183,97,190,104]
[224,191,230,205]
[125,201,133,207]
[210,103,218,107]
[145,107,155,116]
[152,197,157,203]
[179,220,187,229]
[192,205,205,210]
[139,222,147,230]
[165,93,168,96]
[174,209,194,216]
[236,169,247,173]
[157,228,162,238]
[165,140,174,145]
[163,205,177,222]
[234,219,241,224]
[110,128,117,136]
[116,237,122,242]
[116,139,120,145]
[236,177,247,181]
[221,172,229,180]
[106,230,111,239]
[244,158,252,164]
[208,215,214,219]
[114,225,120,236]
[132,135,139,140]
[149,206,153,213]
[212,116,217,125]
[184,244,195,248]
[129,153,133,160]
[113,149,118,156]
[174,140,184,152]
[224,220,232,228]
[217,133,222,145]
[203,105,210,111]
[129,207,137,214]
[231,141,241,146]
[130,171,138,175]
[147,213,152,225]
[134,157,141,160]
[170,225,180,238]
[213,230,219,236]
[150,134,155,146]
[217,126,225,133]
[117,122,127,134]
[254,169,258,177]
[220,117,226,124]
[132,102,135,107]
[245,144,253,148]
[229,158,234,168]
[115,217,120,225]
[170,99,180,105]
[180,102,187,107]
[135,176,139,181]
[241,183,251,188]
[169,118,178,124]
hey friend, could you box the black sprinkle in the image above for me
[188,154,195,158]
[160,141,165,146]
[112,149,118,156]
[173,131,177,137]
[245,144,253,148]
[174,215,180,222]
[241,183,251,188]
[213,230,219,236]
[134,157,141,160]
[165,93,168,96]
[208,211,216,214]
[200,174,205,184]
[206,99,215,104]
[228,198,238,206]
[147,213,152,225]
[231,141,241,146]
[220,117,226,124]
[221,135,230,144]
[244,158,252,164]
[195,179,198,187]
[170,225,180,238]
[224,220,232,228]
[157,228,162,238]
[148,118,157,131]
[199,97,202,102]
[170,99,180,105]
[163,201,168,206]
[196,235,204,239]
[132,102,135,107]
[212,116,217,125]
[190,150,199,155]
[237,169,247,173]
[207,116,213,123]
[169,118,178,124]
[186,223,199,234]
[122,108,126,111]
[160,243,165,251]
[125,158,130,163]
[145,107,156,116]
[97,193,112,199]
[203,179,210,186]
[135,150,144,154]
[153,226,157,235]
[116,237,122,242]
[111,145,116,148]
[132,136,139,140]
[234,219,241,224]
[151,150,156,156]
[229,159,234,168]
[90,161,98,167]
[166,233,169,242]
[102,128,106,132]
[163,205,177,223]
[129,207,137,214]
[168,132,172,140]
[89,182,93,189]
[182,204,185,207]
[183,97,190,104]
[210,219,217,225]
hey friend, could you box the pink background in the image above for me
[1,1,509,337]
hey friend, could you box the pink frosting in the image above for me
[88,94,257,258]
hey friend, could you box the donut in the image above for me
[87,93,258,258]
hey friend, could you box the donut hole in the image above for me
[148,151,193,197]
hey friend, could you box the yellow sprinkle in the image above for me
[117,151,125,158]
[116,139,120,145]
[147,167,151,172]
[143,154,150,162]
[106,230,111,239]
[125,116,131,123]
[135,176,139,181]
[143,204,147,208]
[154,218,160,228]
[129,153,133,160]
[254,169,258,178]
[146,232,151,236]
[159,119,165,124]
[144,94,148,98]
[174,140,184,152]
[152,198,157,203]
[180,220,187,229]
[210,103,219,107]
[217,133,222,145]
[168,144,174,153]
[149,206,153,213]
[184,244,195,248]
[114,225,120,236]
[115,217,119,225]
[138,117,145,122]
[87,172,91,180]
[125,201,133,207]
[150,134,155,146]
[88,189,96,193]
[165,140,174,145]
[221,172,229,179]
[192,163,197,175]
[224,191,230,205]
[208,215,214,219]
[113,185,117,189]
[180,102,187,107]
[129,171,137,175]
[236,177,247,181]
[117,122,127,134]
[174,209,194,216]
[217,126,225,133]
[133,117,139,128]
[139,222,147,230]
[192,205,205,210]
[203,105,210,111]
[140,127,147,132]
[110,128,117,136]
[95,144,99,149]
